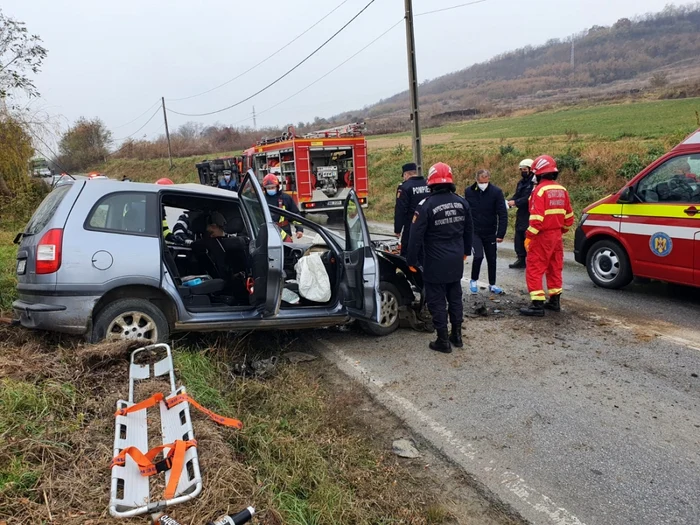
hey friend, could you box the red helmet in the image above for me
[531,155,558,175]
[155,177,174,185]
[427,162,453,186]
[262,174,279,187]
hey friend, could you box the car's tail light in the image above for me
[36,228,63,274]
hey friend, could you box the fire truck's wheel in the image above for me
[360,281,401,336]
[586,239,633,289]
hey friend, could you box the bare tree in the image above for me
[0,9,48,102]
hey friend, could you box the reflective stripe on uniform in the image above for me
[527,226,539,235]
[529,214,544,221]
[544,208,567,216]
[530,290,546,300]
[565,212,575,219]
[537,184,566,197]
[548,288,563,295]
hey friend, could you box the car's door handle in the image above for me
[684,206,699,216]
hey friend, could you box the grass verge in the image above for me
[0,328,458,524]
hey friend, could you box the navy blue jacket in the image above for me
[407,189,473,284]
[264,191,303,239]
[394,176,430,234]
[464,183,508,239]
[218,178,238,191]
[511,175,535,231]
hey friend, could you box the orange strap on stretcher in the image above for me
[110,440,197,500]
[114,392,243,429]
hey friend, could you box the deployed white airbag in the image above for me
[295,252,332,303]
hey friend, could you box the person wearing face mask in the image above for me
[464,169,508,295]
[507,159,536,269]
[262,173,304,242]
[218,169,238,191]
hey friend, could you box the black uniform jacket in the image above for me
[511,176,535,231]
[407,189,473,284]
[394,176,430,234]
[264,191,303,237]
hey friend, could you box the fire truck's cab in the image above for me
[575,129,700,289]
[244,123,368,216]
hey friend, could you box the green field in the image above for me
[372,97,700,142]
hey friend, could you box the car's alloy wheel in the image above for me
[378,289,399,328]
[106,311,159,343]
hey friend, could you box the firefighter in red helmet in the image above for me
[262,173,303,242]
[155,178,174,185]
[407,162,473,353]
[520,155,574,317]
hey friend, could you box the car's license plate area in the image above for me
[16,259,26,275]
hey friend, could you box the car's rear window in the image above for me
[24,185,72,235]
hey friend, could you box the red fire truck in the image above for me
[243,123,368,216]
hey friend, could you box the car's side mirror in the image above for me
[618,186,637,204]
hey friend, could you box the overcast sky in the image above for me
[4,0,681,145]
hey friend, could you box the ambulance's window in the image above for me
[637,154,699,203]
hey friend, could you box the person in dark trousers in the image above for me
[464,169,508,295]
[394,162,430,256]
[218,169,238,191]
[262,173,304,242]
[508,159,535,269]
[407,162,473,354]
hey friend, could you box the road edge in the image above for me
[310,336,588,525]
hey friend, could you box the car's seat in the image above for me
[123,201,146,233]
[163,247,225,297]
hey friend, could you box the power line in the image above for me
[251,18,405,123]
[167,0,352,102]
[415,0,488,16]
[166,0,377,118]
[112,99,161,129]
[113,105,162,142]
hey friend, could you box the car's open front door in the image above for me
[239,170,284,316]
[342,191,380,323]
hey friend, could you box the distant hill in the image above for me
[324,4,700,133]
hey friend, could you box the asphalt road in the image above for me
[313,221,700,525]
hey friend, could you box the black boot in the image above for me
[544,294,561,312]
[429,329,452,353]
[449,325,463,348]
[509,257,526,269]
[519,301,545,317]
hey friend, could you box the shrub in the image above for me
[556,149,583,173]
[498,144,518,156]
[617,154,647,179]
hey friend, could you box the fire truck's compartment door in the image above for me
[341,191,380,323]
[352,141,368,196]
[239,170,284,317]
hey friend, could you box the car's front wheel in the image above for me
[360,281,401,336]
[91,298,169,344]
[586,239,633,289]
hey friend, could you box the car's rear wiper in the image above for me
[13,232,34,244]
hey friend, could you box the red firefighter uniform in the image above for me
[525,179,574,302]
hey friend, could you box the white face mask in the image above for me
[477,182,489,191]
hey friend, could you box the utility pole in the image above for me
[253,106,257,129]
[404,0,422,176]
[161,96,173,170]
[570,40,575,69]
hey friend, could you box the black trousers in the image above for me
[400,229,410,257]
[425,280,463,331]
[471,234,498,285]
[514,228,527,259]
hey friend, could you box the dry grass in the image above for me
[0,328,450,525]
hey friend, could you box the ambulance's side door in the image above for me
[622,153,700,286]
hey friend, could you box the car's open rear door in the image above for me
[239,170,284,316]
[341,191,380,323]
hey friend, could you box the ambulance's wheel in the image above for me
[586,239,632,289]
[360,281,401,336]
